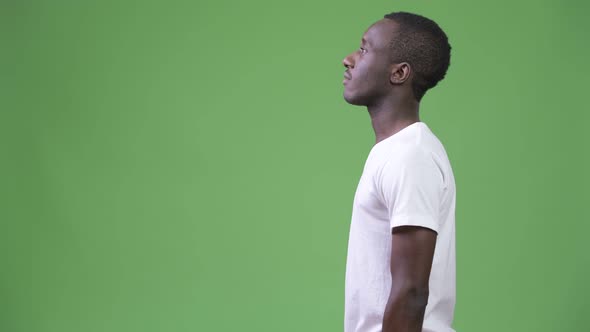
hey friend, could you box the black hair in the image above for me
[383,12,451,101]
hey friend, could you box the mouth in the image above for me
[343,72,352,85]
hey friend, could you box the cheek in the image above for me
[356,67,386,93]
[351,65,373,89]
[358,59,386,83]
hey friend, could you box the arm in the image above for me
[378,149,443,331]
[381,225,437,332]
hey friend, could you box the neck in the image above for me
[367,96,420,145]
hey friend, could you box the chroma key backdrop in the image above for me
[1,0,589,331]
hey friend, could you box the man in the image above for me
[342,12,456,332]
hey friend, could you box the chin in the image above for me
[343,91,368,106]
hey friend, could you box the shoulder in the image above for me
[380,134,438,170]
[371,123,453,186]
[376,143,446,191]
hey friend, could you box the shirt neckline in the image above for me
[372,121,426,149]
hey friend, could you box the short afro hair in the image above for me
[383,12,451,101]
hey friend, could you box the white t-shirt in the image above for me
[344,121,456,332]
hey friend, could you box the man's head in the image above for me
[342,12,451,105]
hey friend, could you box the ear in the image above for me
[389,62,411,85]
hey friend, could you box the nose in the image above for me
[343,53,354,69]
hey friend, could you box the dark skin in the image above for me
[342,19,438,332]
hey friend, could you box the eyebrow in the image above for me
[362,37,371,47]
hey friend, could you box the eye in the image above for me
[359,47,367,54]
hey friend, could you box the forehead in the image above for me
[362,19,398,48]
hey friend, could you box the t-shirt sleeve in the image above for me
[377,148,444,233]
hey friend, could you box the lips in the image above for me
[344,71,352,80]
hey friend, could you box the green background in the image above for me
[2,0,589,331]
